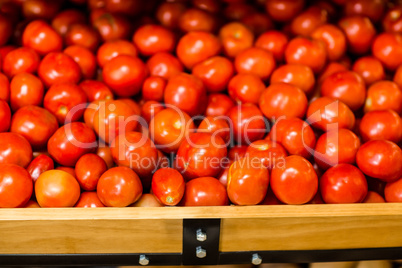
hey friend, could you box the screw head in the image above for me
[196,229,207,242]
[251,253,262,265]
[196,246,207,258]
[139,254,149,265]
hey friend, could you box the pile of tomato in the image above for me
[0,0,401,208]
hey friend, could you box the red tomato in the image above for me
[228,145,248,161]
[241,12,274,36]
[23,200,41,208]
[219,22,254,58]
[269,117,316,159]
[359,110,402,143]
[0,133,32,168]
[178,8,217,33]
[102,55,148,97]
[10,105,58,150]
[255,30,288,62]
[65,23,100,52]
[22,0,61,20]
[352,56,385,86]
[75,191,105,207]
[311,24,346,61]
[372,32,402,71]
[265,0,305,22]
[96,39,137,68]
[290,6,328,37]
[48,122,97,167]
[246,140,287,170]
[176,133,227,180]
[205,93,235,117]
[259,83,308,120]
[97,146,114,169]
[197,116,230,143]
[2,47,40,78]
[164,73,207,116]
[363,191,385,203]
[383,6,402,34]
[385,178,402,202]
[156,2,186,29]
[55,166,76,178]
[317,62,348,85]
[270,64,315,96]
[10,72,44,111]
[146,52,184,80]
[0,99,11,133]
[182,177,229,206]
[152,167,185,206]
[97,166,143,207]
[314,129,361,170]
[141,100,164,123]
[228,74,265,104]
[92,12,131,41]
[365,81,402,114]
[51,9,87,37]
[338,16,376,55]
[227,156,269,205]
[79,80,114,102]
[64,45,97,80]
[130,193,163,207]
[26,154,54,183]
[142,76,166,102]
[320,163,368,204]
[344,0,385,23]
[271,155,318,204]
[133,24,175,56]
[356,140,402,183]
[0,164,33,208]
[234,47,276,81]
[35,170,80,207]
[75,153,107,191]
[22,20,63,56]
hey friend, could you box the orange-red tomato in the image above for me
[10,72,44,112]
[75,191,105,207]
[270,64,315,96]
[290,6,328,37]
[64,23,100,52]
[382,6,402,34]
[64,45,97,80]
[35,169,80,207]
[255,30,288,63]
[0,99,11,133]
[133,24,175,56]
[51,9,86,37]
[246,140,287,170]
[385,178,402,202]
[152,168,185,206]
[156,2,186,29]
[372,32,402,71]
[311,24,346,61]
[338,16,376,55]
[146,52,184,80]
[141,100,164,123]
[79,80,113,102]
[363,191,385,203]
[92,12,131,41]
[142,76,166,102]
[219,22,254,58]
[205,93,235,117]
[228,74,265,104]
[75,153,107,191]
[0,132,32,168]
[178,8,217,33]
[234,47,276,81]
[182,176,229,206]
[26,154,54,183]
[97,146,114,169]
[96,39,137,68]
[97,166,143,207]
[359,110,402,144]
[265,0,305,22]
[352,56,385,86]
[364,81,402,114]
[2,47,40,78]
[0,164,33,208]
[197,116,230,143]
[22,20,63,56]
[344,0,385,23]
[130,193,163,207]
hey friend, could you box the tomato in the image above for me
[0,100,11,133]
[75,191,105,207]
[259,83,307,120]
[96,39,137,68]
[23,200,41,208]
[22,0,61,20]
[0,164,33,208]
[104,0,142,16]
[356,140,402,183]
[385,178,402,202]
[182,176,229,206]
[271,155,318,204]
[383,6,402,34]
[246,140,287,170]
[314,129,361,170]
[352,56,385,86]
[10,73,44,112]
[92,12,131,41]
[363,191,385,203]
[44,83,87,124]
[55,166,76,178]
[164,73,207,116]
[269,117,316,159]
[22,20,63,56]
[344,0,385,23]
[10,105,58,150]
[285,37,327,74]
[228,145,248,161]
[146,52,183,80]
[320,70,366,111]
[197,116,230,143]
[152,167,185,206]
[133,24,175,56]
[317,62,348,85]
[265,0,305,22]
[130,193,163,207]
[270,64,315,96]
[255,30,288,63]
[227,103,267,145]
[65,23,100,52]
[97,145,114,169]
[360,110,402,143]
[102,55,148,97]
[142,76,166,102]
[176,31,221,70]
[79,80,113,102]
[64,45,97,80]
[48,122,97,167]
[75,153,107,191]
[219,22,254,58]
[0,133,32,168]
[178,8,217,33]
[234,47,276,81]
[320,164,368,204]
[364,81,402,114]
[223,2,256,21]
[192,0,221,14]
[0,73,10,102]
[311,24,346,61]
[35,170,80,207]
[141,100,164,123]
[51,9,87,37]
[228,74,265,104]
[26,154,54,183]
[110,131,158,181]
[97,166,143,207]
[338,16,376,55]
[241,12,273,36]
[372,32,402,71]
[227,156,269,205]
[93,100,139,144]
[2,47,40,78]
[290,6,328,37]
[38,52,82,88]
[205,93,235,117]
[192,56,234,93]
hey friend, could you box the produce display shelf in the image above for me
[1,203,402,266]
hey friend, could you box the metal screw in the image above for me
[196,246,207,258]
[139,254,149,265]
[196,228,207,242]
[251,253,262,265]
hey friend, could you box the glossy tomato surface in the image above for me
[0,164,33,208]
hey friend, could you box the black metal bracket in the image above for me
[182,218,221,265]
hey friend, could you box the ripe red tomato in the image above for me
[79,80,114,102]
[228,74,265,104]
[246,140,287,170]
[102,55,148,97]
[0,99,11,132]
[156,2,186,29]
[366,81,402,115]
[92,12,131,41]
[10,105,58,150]
[205,93,235,117]
[320,163,368,204]
[64,45,97,80]
[141,100,164,123]
[146,52,184,80]
[311,24,346,61]
[51,9,86,37]
[338,16,376,55]
[359,110,402,143]
[26,154,54,183]
[130,193,163,207]
[10,72,44,111]
[0,164,33,208]
[75,153,107,191]
[290,6,328,37]
[372,32,402,71]
[65,23,100,52]
[352,56,385,86]
[97,146,114,169]
[178,8,217,33]
[23,200,41,208]
[265,0,305,22]
[219,22,254,58]
[22,0,61,20]
[55,166,76,178]
[182,176,229,206]
[356,140,402,183]
[227,156,269,205]
[133,24,175,56]
[35,169,80,207]
[363,191,385,203]
[271,155,318,204]
[197,116,230,143]
[22,20,63,56]
[234,47,276,81]
[270,64,315,96]
[344,0,385,23]
[142,76,166,102]
[75,191,105,207]
[382,6,402,34]
[2,47,40,78]
[152,167,185,206]
[97,166,143,207]
[48,122,97,167]
[255,30,288,62]
[384,178,402,202]
[0,133,32,167]
[96,39,137,68]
